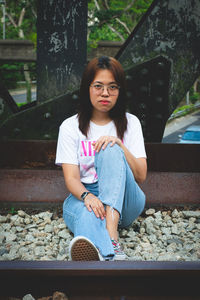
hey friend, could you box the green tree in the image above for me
[2,0,36,41]
[0,0,36,98]
[88,0,153,49]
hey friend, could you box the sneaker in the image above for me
[111,239,127,260]
[69,236,104,261]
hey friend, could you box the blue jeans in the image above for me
[63,144,146,258]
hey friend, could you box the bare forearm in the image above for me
[64,177,88,201]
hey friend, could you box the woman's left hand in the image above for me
[93,136,122,152]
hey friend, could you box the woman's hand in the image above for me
[84,193,106,220]
[93,136,122,152]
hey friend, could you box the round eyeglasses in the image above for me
[90,83,120,95]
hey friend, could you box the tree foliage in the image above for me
[1,0,36,40]
[88,0,153,48]
[0,0,36,89]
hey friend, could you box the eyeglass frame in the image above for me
[90,83,120,95]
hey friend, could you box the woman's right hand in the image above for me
[84,193,106,220]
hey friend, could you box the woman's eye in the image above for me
[109,85,118,90]
[94,84,102,89]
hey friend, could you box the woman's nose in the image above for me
[101,86,109,95]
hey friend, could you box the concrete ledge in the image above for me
[0,169,199,206]
[0,39,36,62]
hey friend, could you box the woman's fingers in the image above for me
[94,136,119,152]
[94,138,106,152]
[93,203,105,219]
[84,196,105,219]
[110,139,116,146]
[102,140,110,150]
[92,207,99,218]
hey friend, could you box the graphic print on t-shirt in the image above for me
[80,140,96,157]
[79,140,98,183]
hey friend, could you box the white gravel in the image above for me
[0,208,200,261]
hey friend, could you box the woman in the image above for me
[56,56,147,261]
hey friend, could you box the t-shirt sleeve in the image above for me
[55,120,79,166]
[125,114,147,158]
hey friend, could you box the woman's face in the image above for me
[89,69,119,115]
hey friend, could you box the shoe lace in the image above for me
[111,239,124,254]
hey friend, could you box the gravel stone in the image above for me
[44,224,54,233]
[0,216,7,223]
[182,211,200,218]
[145,208,155,215]
[0,208,199,261]
[5,232,17,242]
[23,294,35,300]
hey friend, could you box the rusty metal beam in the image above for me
[0,141,200,172]
[0,142,199,206]
[0,169,199,206]
[0,261,199,298]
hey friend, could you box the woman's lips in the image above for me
[99,100,110,105]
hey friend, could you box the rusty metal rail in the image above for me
[1,141,200,171]
[0,261,199,299]
[0,141,199,299]
[0,141,199,207]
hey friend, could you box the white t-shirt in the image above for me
[55,112,146,184]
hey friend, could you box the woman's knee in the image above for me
[95,143,124,164]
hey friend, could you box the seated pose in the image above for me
[55,56,147,261]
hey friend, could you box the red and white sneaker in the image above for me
[111,239,127,260]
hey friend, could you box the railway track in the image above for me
[0,141,199,299]
[0,260,200,299]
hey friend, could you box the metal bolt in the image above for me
[140,86,148,93]
[125,75,133,81]
[156,79,164,86]
[140,68,148,75]
[44,134,51,139]
[155,114,163,119]
[126,91,132,98]
[155,96,163,103]
[157,61,165,68]
[14,128,21,134]
[44,112,51,119]
[72,94,78,100]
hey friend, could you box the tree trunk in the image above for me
[23,63,32,102]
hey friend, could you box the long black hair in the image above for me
[78,56,128,140]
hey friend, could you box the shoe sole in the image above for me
[114,255,128,261]
[70,237,100,261]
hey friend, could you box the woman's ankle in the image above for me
[107,229,118,241]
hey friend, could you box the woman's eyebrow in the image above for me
[93,81,117,84]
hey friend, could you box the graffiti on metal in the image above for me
[37,0,87,102]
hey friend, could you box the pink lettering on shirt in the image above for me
[88,141,92,156]
[80,140,96,157]
[81,141,87,156]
